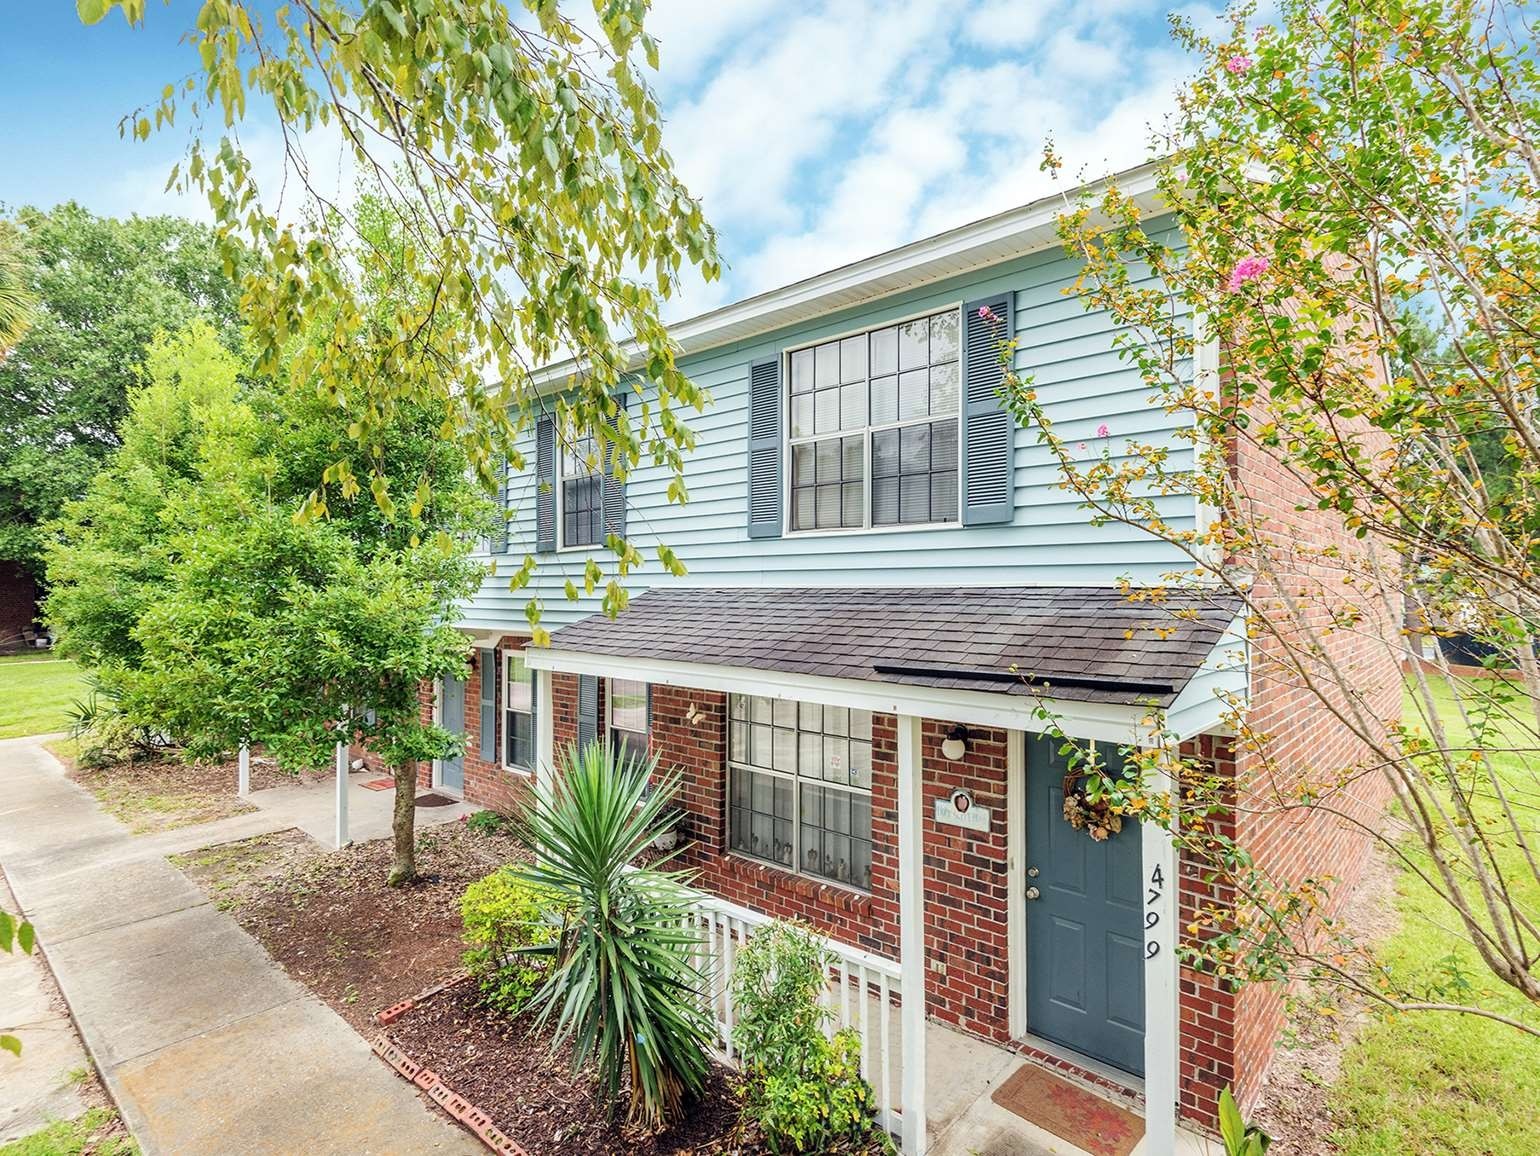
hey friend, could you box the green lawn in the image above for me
[0,1108,136,1156]
[0,656,89,739]
[1329,676,1540,1154]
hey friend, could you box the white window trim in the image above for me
[556,427,604,553]
[782,302,965,537]
[726,698,876,893]
[501,645,536,777]
[605,676,650,754]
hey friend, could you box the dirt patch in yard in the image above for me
[53,744,324,836]
[387,983,751,1155]
[1250,838,1402,1154]
[176,820,524,1034]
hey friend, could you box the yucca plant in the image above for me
[512,740,713,1130]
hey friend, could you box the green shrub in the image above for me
[465,808,511,836]
[1218,1086,1271,1155]
[731,920,891,1155]
[460,868,565,1015]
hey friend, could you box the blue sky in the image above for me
[0,0,1230,319]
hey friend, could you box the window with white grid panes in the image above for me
[560,431,603,547]
[727,695,874,890]
[787,307,961,531]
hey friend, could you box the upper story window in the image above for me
[727,695,874,891]
[503,651,535,771]
[608,678,650,763]
[561,433,602,548]
[787,308,961,532]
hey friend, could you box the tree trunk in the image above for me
[386,762,417,887]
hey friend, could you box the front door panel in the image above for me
[1026,734,1145,1075]
[440,675,466,793]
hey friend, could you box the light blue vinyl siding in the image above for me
[464,224,1196,631]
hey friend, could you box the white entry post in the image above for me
[237,742,250,798]
[334,731,350,850]
[1141,744,1180,1156]
[535,670,554,801]
[896,713,927,1155]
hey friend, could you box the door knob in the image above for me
[1025,886,1041,900]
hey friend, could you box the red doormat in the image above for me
[990,1062,1143,1156]
[361,778,394,791]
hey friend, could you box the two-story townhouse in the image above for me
[382,162,1400,1156]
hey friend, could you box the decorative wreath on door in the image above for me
[1061,769,1124,841]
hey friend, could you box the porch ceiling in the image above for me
[524,586,1244,743]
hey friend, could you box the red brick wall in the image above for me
[0,563,40,654]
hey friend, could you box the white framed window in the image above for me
[787,307,962,532]
[608,678,650,763]
[727,694,874,891]
[560,431,603,548]
[503,650,534,771]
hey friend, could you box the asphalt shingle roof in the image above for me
[546,587,1241,708]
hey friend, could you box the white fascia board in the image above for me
[524,648,1164,745]
[529,161,1167,393]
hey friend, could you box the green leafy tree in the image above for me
[79,0,721,631]
[1017,0,1540,1036]
[0,204,241,579]
[512,741,712,1129]
[1,910,37,1058]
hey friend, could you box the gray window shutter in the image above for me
[746,357,782,538]
[529,670,540,769]
[478,647,497,761]
[601,391,628,541]
[535,415,556,553]
[490,456,509,555]
[961,293,1016,525]
[577,674,599,749]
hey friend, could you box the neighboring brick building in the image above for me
[387,165,1401,1156]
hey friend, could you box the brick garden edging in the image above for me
[371,975,531,1156]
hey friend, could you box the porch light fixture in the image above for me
[940,724,969,762]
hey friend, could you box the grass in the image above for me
[0,656,89,740]
[1328,675,1540,1154]
[0,1108,137,1156]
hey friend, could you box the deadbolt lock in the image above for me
[1027,866,1040,878]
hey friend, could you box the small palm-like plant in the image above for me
[513,740,713,1129]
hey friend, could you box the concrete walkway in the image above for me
[0,735,480,1155]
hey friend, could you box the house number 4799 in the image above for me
[1144,864,1164,960]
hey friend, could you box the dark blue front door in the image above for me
[1026,734,1145,1074]
[440,675,465,793]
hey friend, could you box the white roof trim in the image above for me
[532,160,1167,391]
[525,647,1179,745]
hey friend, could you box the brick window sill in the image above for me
[721,853,873,916]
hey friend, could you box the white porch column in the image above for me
[237,742,250,798]
[1141,752,1180,1156]
[896,713,927,1155]
[334,734,350,850]
[536,669,555,801]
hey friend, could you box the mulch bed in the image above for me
[58,744,326,835]
[183,820,526,1033]
[386,983,752,1155]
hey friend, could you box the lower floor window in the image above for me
[609,678,650,764]
[727,694,874,890]
[504,652,534,770]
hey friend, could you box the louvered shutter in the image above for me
[529,670,540,770]
[961,293,1016,525]
[601,390,629,541]
[535,415,556,553]
[746,357,783,538]
[577,674,599,750]
[490,456,509,554]
[478,647,497,762]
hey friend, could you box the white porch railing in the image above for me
[683,891,906,1139]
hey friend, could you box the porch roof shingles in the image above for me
[545,586,1240,708]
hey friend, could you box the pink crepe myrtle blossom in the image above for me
[1225,54,1253,74]
[1096,423,1110,438]
[977,304,999,323]
[1227,255,1270,290]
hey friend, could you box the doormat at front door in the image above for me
[361,778,394,791]
[990,1062,1144,1156]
